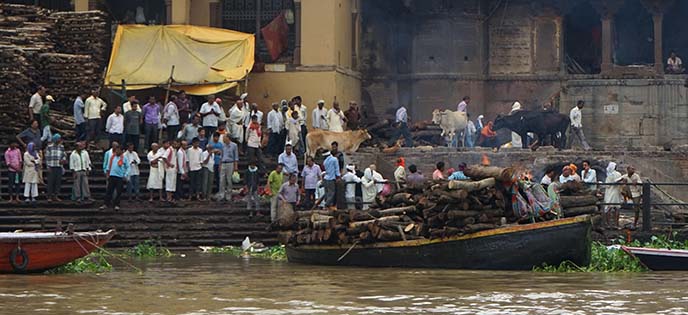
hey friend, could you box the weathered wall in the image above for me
[301,0,336,66]
[561,78,688,149]
[189,0,211,26]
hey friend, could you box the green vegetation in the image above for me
[206,245,287,261]
[534,233,688,273]
[124,240,173,258]
[46,250,112,274]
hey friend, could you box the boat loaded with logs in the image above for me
[0,229,115,273]
[275,162,597,270]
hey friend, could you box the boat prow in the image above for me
[0,229,115,273]
[621,246,688,271]
[287,215,592,270]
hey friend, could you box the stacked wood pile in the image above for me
[366,119,445,147]
[37,53,100,99]
[52,11,109,70]
[0,45,32,134]
[558,181,599,217]
[277,165,525,246]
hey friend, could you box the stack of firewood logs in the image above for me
[37,53,100,99]
[558,181,600,217]
[276,165,526,245]
[52,11,109,70]
[0,45,32,135]
[365,118,445,147]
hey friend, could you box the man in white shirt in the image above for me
[266,102,284,156]
[581,160,597,190]
[244,103,263,126]
[29,86,46,123]
[278,143,299,175]
[342,164,361,209]
[388,105,413,148]
[187,138,203,200]
[122,95,141,113]
[163,95,180,141]
[228,99,248,144]
[456,96,470,113]
[69,141,92,202]
[292,96,308,148]
[175,140,189,200]
[326,101,346,132]
[199,95,221,136]
[569,100,591,151]
[666,51,684,74]
[124,142,141,200]
[312,100,329,130]
[85,89,107,143]
[105,106,124,146]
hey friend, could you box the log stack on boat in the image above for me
[276,165,575,246]
[557,182,599,217]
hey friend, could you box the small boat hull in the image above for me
[621,246,688,271]
[0,230,115,273]
[287,216,592,270]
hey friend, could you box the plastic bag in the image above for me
[232,171,241,184]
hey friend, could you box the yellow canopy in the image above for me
[105,25,255,95]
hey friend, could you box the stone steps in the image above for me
[0,202,277,248]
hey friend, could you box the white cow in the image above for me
[432,109,468,147]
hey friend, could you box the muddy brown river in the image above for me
[1,252,687,314]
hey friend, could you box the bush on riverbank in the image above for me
[206,245,287,261]
[535,233,687,272]
[46,250,112,274]
[125,240,173,258]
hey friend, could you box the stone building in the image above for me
[14,0,688,148]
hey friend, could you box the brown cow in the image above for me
[306,129,371,158]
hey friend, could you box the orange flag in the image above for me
[261,12,289,61]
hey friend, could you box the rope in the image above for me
[74,234,143,273]
[337,240,359,262]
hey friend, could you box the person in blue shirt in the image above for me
[101,146,129,210]
[322,151,341,209]
[102,141,119,175]
[208,132,223,192]
[448,163,470,181]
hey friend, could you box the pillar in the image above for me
[653,14,664,74]
[165,0,172,25]
[293,0,302,65]
[73,0,88,11]
[601,17,613,74]
[171,0,191,25]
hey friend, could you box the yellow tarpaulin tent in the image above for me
[105,25,255,95]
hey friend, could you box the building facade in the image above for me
[67,0,688,148]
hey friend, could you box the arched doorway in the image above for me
[613,0,654,66]
[564,1,602,74]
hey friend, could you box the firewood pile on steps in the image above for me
[0,4,109,110]
[276,164,597,246]
[52,11,109,68]
[557,182,600,218]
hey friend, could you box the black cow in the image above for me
[493,110,570,150]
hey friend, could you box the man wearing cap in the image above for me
[44,133,66,201]
[267,103,284,156]
[278,143,298,175]
[342,164,361,209]
[312,100,329,130]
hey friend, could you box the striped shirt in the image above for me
[44,143,65,168]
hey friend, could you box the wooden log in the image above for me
[376,229,403,241]
[349,209,375,221]
[359,231,374,243]
[448,178,496,192]
[337,231,349,244]
[370,205,416,218]
[563,205,598,217]
[312,220,331,230]
[447,210,481,220]
[348,215,401,229]
[464,223,497,233]
[464,165,515,182]
[311,213,333,222]
[296,210,331,218]
[560,195,598,208]
[434,189,469,201]
[388,193,413,206]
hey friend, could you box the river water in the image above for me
[1,252,687,314]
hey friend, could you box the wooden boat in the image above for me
[621,246,688,271]
[0,229,115,273]
[287,216,591,270]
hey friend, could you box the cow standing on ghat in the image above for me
[305,129,372,157]
[432,109,468,147]
[493,110,570,150]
